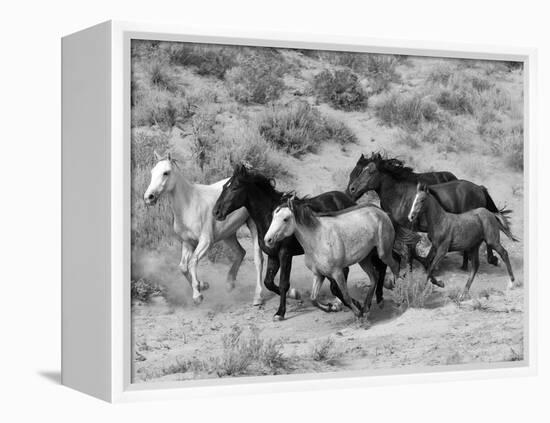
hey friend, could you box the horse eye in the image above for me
[283,217,289,222]
[163,171,170,176]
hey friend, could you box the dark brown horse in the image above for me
[212,164,389,320]
[408,183,517,297]
[347,153,457,195]
[346,153,510,276]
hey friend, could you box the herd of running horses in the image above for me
[143,151,518,321]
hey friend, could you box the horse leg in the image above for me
[425,244,448,288]
[408,244,415,272]
[245,220,264,305]
[178,240,196,288]
[273,250,293,321]
[263,255,281,296]
[332,269,363,317]
[222,235,245,292]
[460,245,480,299]
[461,251,469,271]
[328,268,359,312]
[376,243,400,289]
[188,236,212,304]
[358,254,380,313]
[490,242,515,289]
[486,244,499,266]
[311,273,332,313]
[372,253,387,307]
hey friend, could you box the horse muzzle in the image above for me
[144,193,158,205]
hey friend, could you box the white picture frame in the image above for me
[61,20,537,403]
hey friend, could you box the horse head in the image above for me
[143,150,178,205]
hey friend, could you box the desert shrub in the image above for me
[215,325,263,377]
[257,101,356,157]
[435,87,476,114]
[374,91,439,128]
[318,52,401,93]
[167,43,238,79]
[260,339,287,373]
[131,278,165,302]
[226,55,285,104]
[391,276,433,309]
[427,63,455,85]
[311,337,336,362]
[363,54,402,93]
[312,69,368,111]
[323,116,358,145]
[131,88,195,130]
[504,61,523,71]
[214,325,288,377]
[147,60,179,92]
[185,108,286,182]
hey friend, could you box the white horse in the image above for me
[143,152,264,305]
[264,198,401,317]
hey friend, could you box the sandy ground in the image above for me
[132,237,524,382]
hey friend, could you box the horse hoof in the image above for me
[490,257,499,266]
[193,294,204,305]
[226,283,235,292]
[329,302,343,312]
[433,279,445,288]
[378,299,385,310]
[200,281,210,290]
[273,314,285,322]
[252,296,264,306]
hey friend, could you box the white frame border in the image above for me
[109,20,537,403]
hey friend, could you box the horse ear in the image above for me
[422,183,428,192]
[154,150,162,161]
[360,153,365,159]
[417,181,422,191]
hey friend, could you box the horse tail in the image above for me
[494,212,519,242]
[480,185,499,213]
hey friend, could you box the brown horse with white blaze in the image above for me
[408,183,518,298]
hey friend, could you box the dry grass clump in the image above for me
[166,43,237,79]
[132,88,195,130]
[374,91,439,128]
[147,60,179,92]
[312,69,368,111]
[226,55,286,104]
[311,337,337,362]
[215,325,289,377]
[131,278,166,303]
[391,275,433,309]
[188,108,286,182]
[317,52,402,93]
[257,101,357,157]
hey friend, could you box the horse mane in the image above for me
[369,152,418,182]
[232,164,283,199]
[288,196,320,229]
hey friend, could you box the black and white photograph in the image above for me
[130,39,525,383]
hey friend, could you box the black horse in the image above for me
[347,153,457,190]
[346,153,509,276]
[212,164,388,320]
